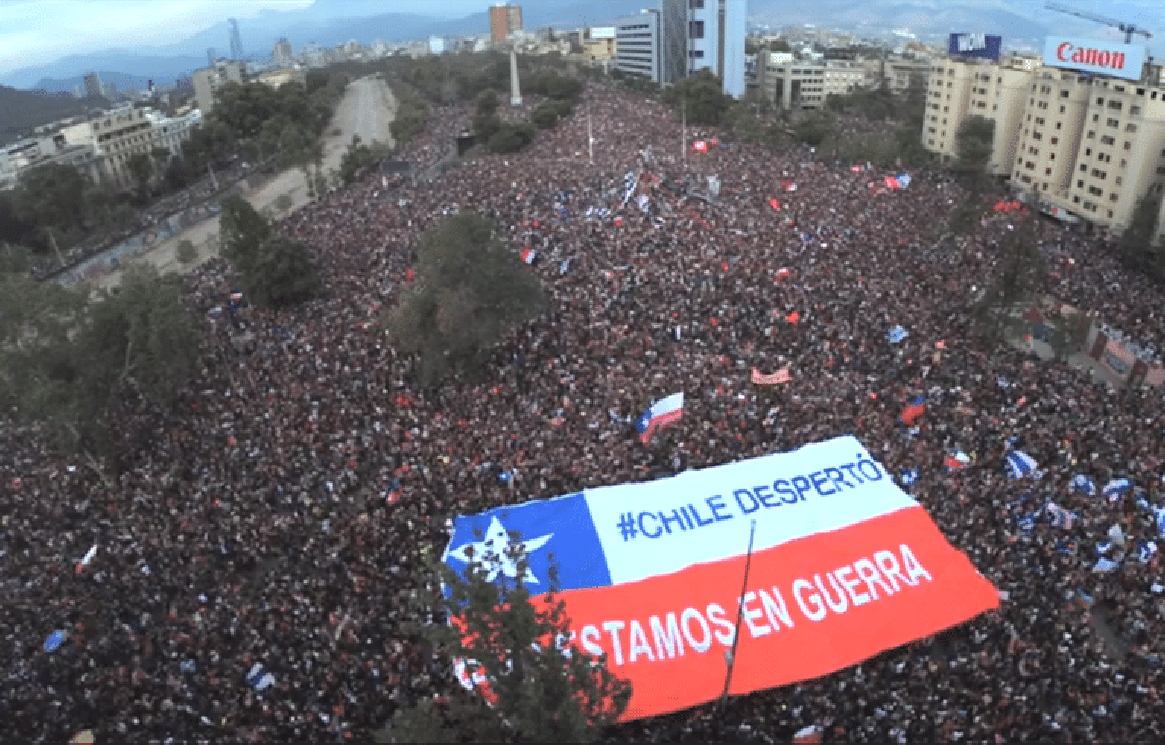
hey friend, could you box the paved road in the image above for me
[93,76,397,289]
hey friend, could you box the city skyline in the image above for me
[2,0,1164,86]
[0,0,486,80]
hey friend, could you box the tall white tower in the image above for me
[510,50,523,107]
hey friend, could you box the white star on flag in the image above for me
[448,516,552,584]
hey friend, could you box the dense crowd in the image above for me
[4,80,1165,744]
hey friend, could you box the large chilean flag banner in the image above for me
[442,435,999,721]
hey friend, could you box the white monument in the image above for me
[509,50,522,107]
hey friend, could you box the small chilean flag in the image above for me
[635,392,684,444]
[520,248,537,265]
[898,396,926,426]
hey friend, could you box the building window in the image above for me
[689,0,704,6]
[1061,90,1069,98]
[689,21,705,39]
[1051,137,1059,145]
[1101,135,1115,146]
[1124,141,1132,150]
[1126,123,1137,133]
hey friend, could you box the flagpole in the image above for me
[682,97,687,167]
[717,518,756,715]
[587,105,594,165]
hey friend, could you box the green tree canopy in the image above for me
[13,162,92,241]
[0,264,199,454]
[793,109,837,147]
[955,115,995,187]
[972,215,1047,347]
[245,234,320,308]
[385,546,631,743]
[339,134,393,186]
[663,68,734,126]
[385,212,544,384]
[1117,194,1165,283]
[218,193,273,278]
[218,194,317,307]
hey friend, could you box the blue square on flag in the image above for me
[444,494,611,593]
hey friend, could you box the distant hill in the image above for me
[0,85,108,145]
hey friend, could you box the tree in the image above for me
[1117,194,1165,283]
[663,69,733,126]
[126,152,155,197]
[339,135,392,186]
[218,194,316,306]
[385,212,544,384]
[972,215,1047,348]
[488,122,536,154]
[531,101,560,130]
[385,543,631,743]
[14,162,91,248]
[955,115,995,186]
[82,263,202,408]
[176,239,198,265]
[245,235,320,308]
[0,264,199,454]
[793,109,836,148]
[218,193,273,279]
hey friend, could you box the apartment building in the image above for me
[615,10,662,83]
[923,55,1039,175]
[1013,68,1165,234]
[490,4,523,45]
[756,55,865,109]
[58,104,201,190]
[0,135,101,190]
[192,59,245,114]
[883,57,932,95]
[583,27,617,61]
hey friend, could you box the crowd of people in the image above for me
[4,79,1165,743]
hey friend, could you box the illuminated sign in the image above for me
[948,33,1002,60]
[1042,36,1146,81]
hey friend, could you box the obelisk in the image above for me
[510,50,522,107]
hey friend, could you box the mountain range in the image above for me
[4,0,1164,92]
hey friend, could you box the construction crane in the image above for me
[1045,2,1152,44]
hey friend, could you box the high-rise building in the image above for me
[922,39,1165,236]
[685,0,746,97]
[615,10,662,83]
[923,55,1037,175]
[193,59,245,114]
[272,38,294,66]
[83,72,103,98]
[489,4,523,45]
[229,18,244,60]
[615,0,747,97]
[207,47,216,67]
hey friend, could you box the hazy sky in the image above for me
[2,0,1162,81]
[0,0,486,78]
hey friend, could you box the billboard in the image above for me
[1043,36,1147,81]
[443,435,1000,721]
[949,33,1002,60]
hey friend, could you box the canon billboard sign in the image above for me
[1042,36,1147,81]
